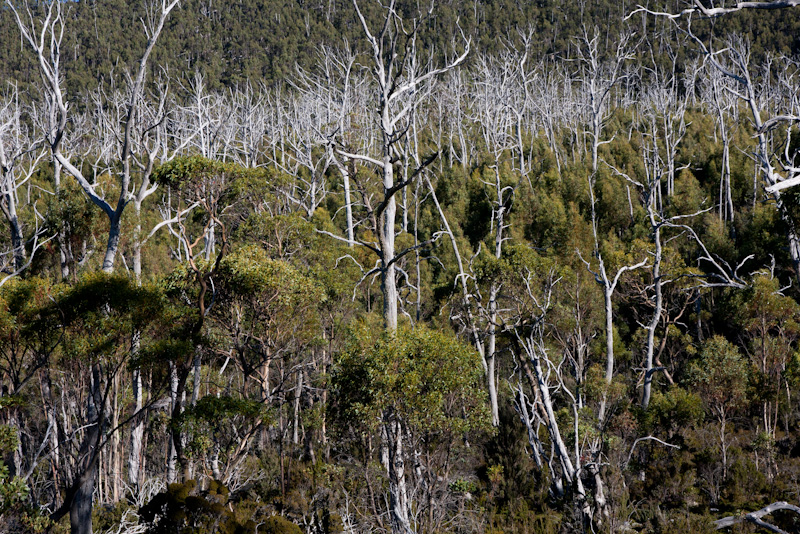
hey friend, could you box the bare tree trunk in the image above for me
[128,367,144,489]
[486,173,505,427]
[70,472,96,534]
[4,183,26,272]
[293,368,303,445]
[642,216,663,410]
[381,137,398,332]
[167,362,178,484]
[487,284,500,427]
[386,417,413,534]
[101,212,121,274]
[522,339,582,495]
[599,288,615,422]
[54,160,71,280]
[334,159,355,246]
[70,364,104,534]
[516,382,544,469]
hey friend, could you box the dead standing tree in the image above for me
[507,252,615,527]
[0,89,50,278]
[322,2,469,532]
[467,45,533,427]
[627,4,800,284]
[698,34,800,280]
[8,0,181,274]
[579,177,648,424]
[699,63,739,222]
[329,0,469,333]
[574,27,635,173]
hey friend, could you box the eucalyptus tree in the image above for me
[332,326,488,534]
[734,275,800,450]
[321,3,470,532]
[330,0,470,334]
[209,242,326,488]
[25,274,168,534]
[152,156,266,482]
[688,336,749,481]
[8,0,182,274]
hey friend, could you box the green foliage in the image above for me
[218,245,323,308]
[5,3,800,532]
[641,387,704,436]
[0,460,27,511]
[152,156,274,193]
[234,214,315,260]
[331,325,490,436]
[0,430,49,533]
[177,396,270,457]
[259,515,303,534]
[687,336,749,423]
[139,479,278,534]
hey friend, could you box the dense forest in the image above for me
[1,1,800,533]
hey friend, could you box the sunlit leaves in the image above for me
[331,325,489,437]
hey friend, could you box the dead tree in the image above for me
[699,64,738,221]
[9,0,182,274]
[628,3,800,283]
[574,27,635,172]
[320,3,469,532]
[0,88,49,277]
[508,257,608,525]
[331,0,469,334]
[629,1,800,19]
[715,501,800,533]
[579,176,648,424]
[227,82,270,168]
[530,59,571,175]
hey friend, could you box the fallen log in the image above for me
[715,501,800,533]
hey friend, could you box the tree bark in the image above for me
[642,218,663,410]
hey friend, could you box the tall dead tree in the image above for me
[9,0,181,274]
[469,46,532,427]
[0,88,48,277]
[580,177,647,424]
[700,64,738,221]
[574,27,635,172]
[332,0,469,333]
[322,3,469,532]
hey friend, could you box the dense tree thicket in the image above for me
[1,1,800,534]
[0,0,799,92]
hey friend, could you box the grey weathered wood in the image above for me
[715,501,800,533]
